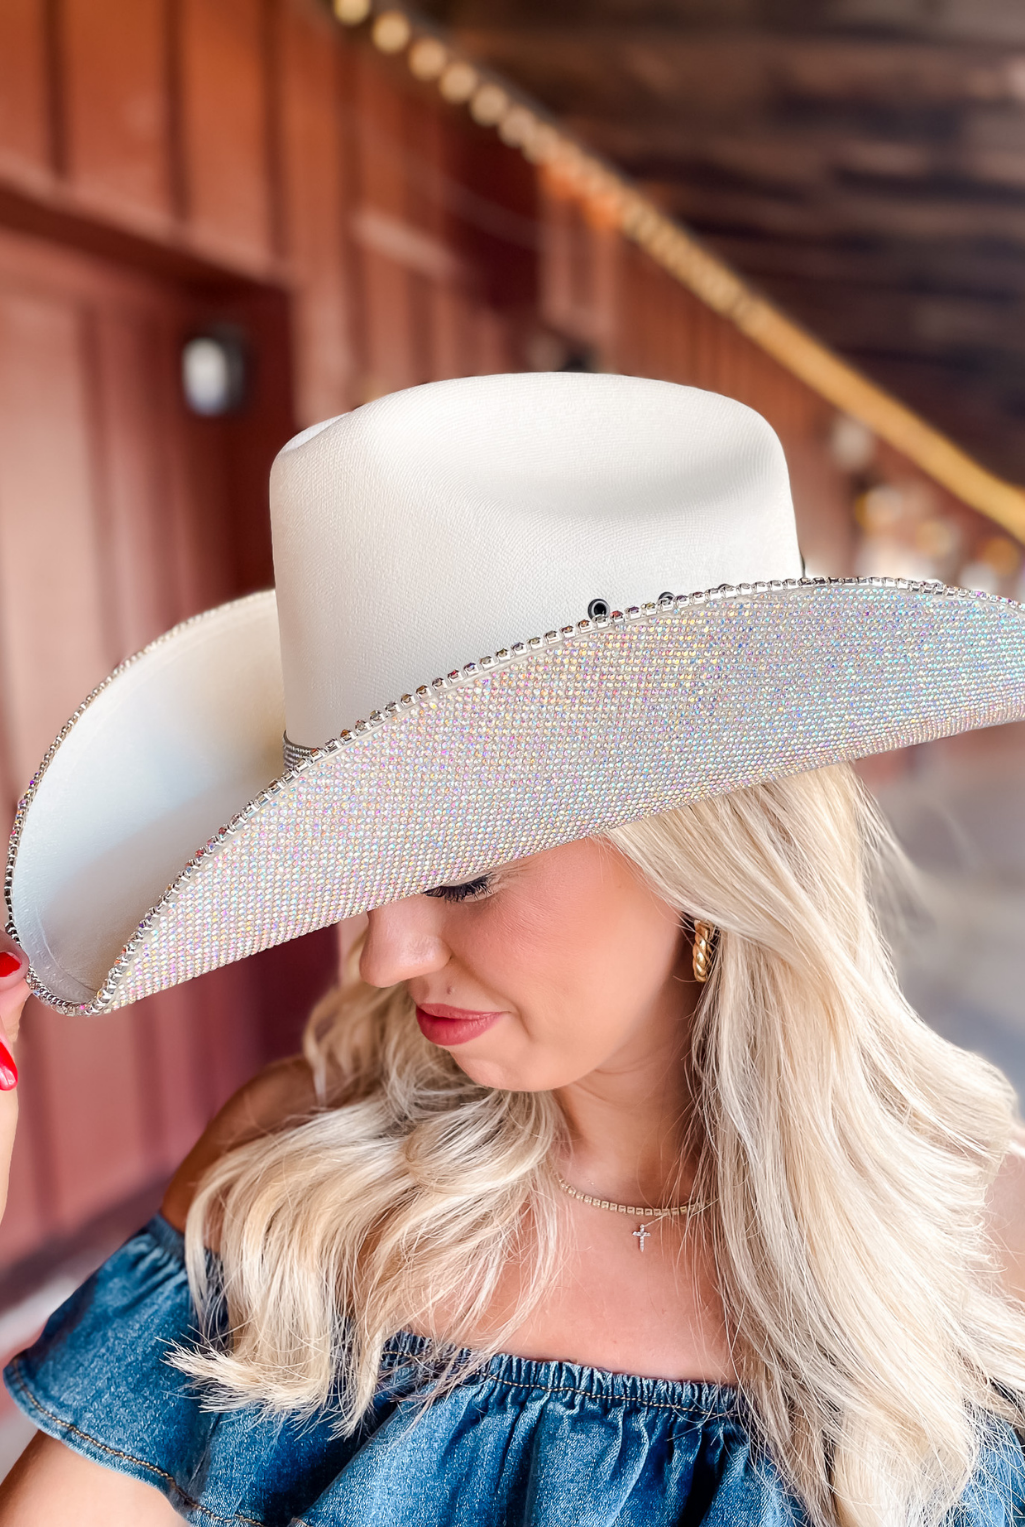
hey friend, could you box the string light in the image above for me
[333,0,370,21]
[521,122,560,165]
[470,83,509,126]
[408,36,447,79]
[497,105,536,147]
[372,10,411,51]
[439,60,478,103]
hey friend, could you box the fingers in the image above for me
[0,937,29,1071]
[0,940,24,1223]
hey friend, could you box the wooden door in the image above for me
[0,225,333,1295]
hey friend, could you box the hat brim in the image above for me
[8,578,1025,1014]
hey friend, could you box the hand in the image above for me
[0,936,29,1224]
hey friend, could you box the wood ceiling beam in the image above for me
[651,179,1025,244]
[567,119,1025,195]
[440,0,1025,46]
[450,26,1025,111]
[707,236,1025,301]
[742,282,1025,358]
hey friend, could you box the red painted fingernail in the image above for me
[0,952,22,977]
[0,1041,17,1090]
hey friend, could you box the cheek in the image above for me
[473,891,609,1006]
[453,880,682,1085]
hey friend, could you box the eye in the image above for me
[423,874,493,904]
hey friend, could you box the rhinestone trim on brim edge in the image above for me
[6,575,1021,1016]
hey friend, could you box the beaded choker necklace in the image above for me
[555,1175,710,1253]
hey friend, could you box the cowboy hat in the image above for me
[7,372,1025,1014]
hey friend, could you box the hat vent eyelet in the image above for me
[587,598,609,620]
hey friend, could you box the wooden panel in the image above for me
[90,307,181,655]
[0,0,51,183]
[62,0,174,227]
[473,304,513,375]
[428,282,464,381]
[131,987,215,1180]
[279,0,354,424]
[0,289,115,783]
[28,1004,157,1237]
[179,0,272,266]
[351,56,416,396]
[0,1012,53,1265]
[0,223,300,1282]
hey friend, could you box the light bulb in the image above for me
[372,11,411,52]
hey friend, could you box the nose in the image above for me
[360,897,451,988]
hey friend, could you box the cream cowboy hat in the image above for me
[7,372,1025,1014]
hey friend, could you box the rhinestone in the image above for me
[431,677,446,690]
[495,649,509,661]
[463,663,477,675]
[528,637,543,649]
[416,685,429,697]
[545,631,559,642]
[511,642,527,655]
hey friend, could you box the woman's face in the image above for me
[359,838,691,1091]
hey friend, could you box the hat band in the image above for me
[283,734,317,772]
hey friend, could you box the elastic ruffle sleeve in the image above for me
[3,1216,359,1526]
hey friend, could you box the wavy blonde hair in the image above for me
[176,762,1025,1525]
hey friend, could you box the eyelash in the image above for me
[423,874,494,904]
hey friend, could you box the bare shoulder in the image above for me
[161,1055,317,1231]
[988,1124,1025,1303]
[0,1432,180,1524]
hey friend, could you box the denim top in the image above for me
[5,1215,1025,1526]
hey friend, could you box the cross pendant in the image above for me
[633,1222,652,1252]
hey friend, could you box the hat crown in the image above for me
[270,372,802,745]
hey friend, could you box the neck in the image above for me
[555,961,699,1207]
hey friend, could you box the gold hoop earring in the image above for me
[692,921,715,984]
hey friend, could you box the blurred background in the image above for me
[1,0,1025,1472]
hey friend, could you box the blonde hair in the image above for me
[176,763,1025,1525]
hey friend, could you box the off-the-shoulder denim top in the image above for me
[5,1215,1025,1525]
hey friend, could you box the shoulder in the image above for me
[161,1055,317,1231]
[988,1125,1025,1303]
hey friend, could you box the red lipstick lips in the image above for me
[415,1003,504,1046]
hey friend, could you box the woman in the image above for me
[2,373,1025,1525]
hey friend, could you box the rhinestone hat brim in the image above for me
[8,577,1025,1015]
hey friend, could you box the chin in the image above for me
[451,1051,580,1093]
[452,1054,526,1091]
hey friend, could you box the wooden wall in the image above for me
[0,2,551,1346]
[0,0,998,1331]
